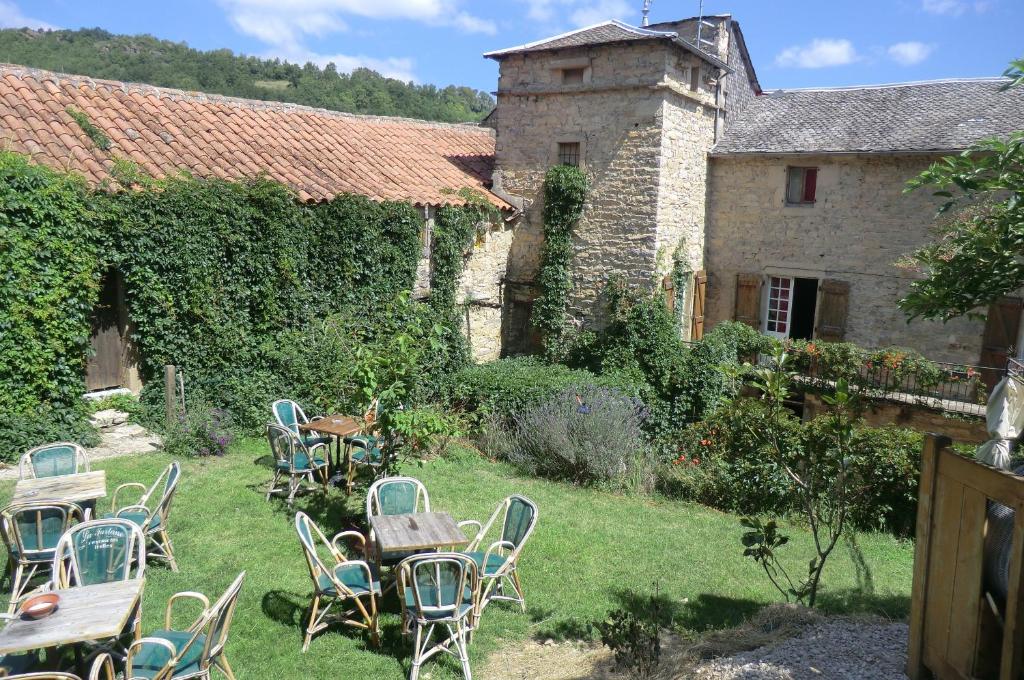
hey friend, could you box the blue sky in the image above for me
[2,0,1020,92]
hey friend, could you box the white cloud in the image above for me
[921,0,992,15]
[887,41,934,66]
[774,39,858,69]
[0,0,56,29]
[220,0,497,81]
[522,0,633,27]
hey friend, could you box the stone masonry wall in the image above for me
[492,41,719,332]
[704,154,986,364]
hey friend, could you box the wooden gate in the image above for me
[908,434,1024,680]
[85,271,126,391]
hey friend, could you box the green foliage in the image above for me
[162,403,234,458]
[899,60,1024,320]
[65,106,111,150]
[533,165,589,358]
[445,357,642,426]
[0,27,494,123]
[739,517,805,603]
[594,588,663,679]
[0,151,104,457]
[427,204,479,379]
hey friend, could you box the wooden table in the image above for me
[13,471,107,506]
[0,578,144,655]
[298,415,362,483]
[369,512,469,557]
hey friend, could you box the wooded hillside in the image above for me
[0,27,494,122]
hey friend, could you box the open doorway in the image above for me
[764,275,819,341]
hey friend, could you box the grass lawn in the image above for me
[0,439,915,679]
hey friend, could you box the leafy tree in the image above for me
[898,58,1024,321]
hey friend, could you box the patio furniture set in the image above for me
[0,443,246,680]
[269,399,540,680]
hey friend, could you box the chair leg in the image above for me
[303,594,321,652]
[510,570,526,612]
[158,530,179,572]
[410,623,427,680]
[455,622,472,680]
[266,470,281,501]
[217,653,237,680]
[287,475,301,506]
[7,564,24,614]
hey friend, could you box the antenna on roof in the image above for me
[641,0,653,26]
[694,0,717,52]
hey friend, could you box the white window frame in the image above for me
[763,275,793,340]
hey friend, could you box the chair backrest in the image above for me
[0,501,83,563]
[366,477,430,522]
[267,423,305,472]
[271,399,308,437]
[19,442,89,480]
[88,653,115,680]
[3,673,83,679]
[501,495,538,553]
[363,398,379,427]
[399,553,477,621]
[51,518,145,588]
[149,462,181,530]
[294,512,358,596]
[199,571,246,667]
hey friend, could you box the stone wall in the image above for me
[704,153,987,364]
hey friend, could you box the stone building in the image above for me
[486,15,1024,370]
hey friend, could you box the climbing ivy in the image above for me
[65,106,111,150]
[533,165,589,359]
[0,152,104,455]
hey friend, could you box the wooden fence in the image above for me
[908,434,1024,680]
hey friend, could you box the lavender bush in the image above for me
[498,386,653,491]
[163,403,234,458]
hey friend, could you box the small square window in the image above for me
[786,167,818,204]
[557,142,581,167]
[562,67,585,85]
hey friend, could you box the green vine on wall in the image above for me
[533,165,589,360]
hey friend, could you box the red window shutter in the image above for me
[803,168,817,202]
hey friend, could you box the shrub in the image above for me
[445,357,642,426]
[162,402,234,458]
[0,403,100,464]
[495,386,653,491]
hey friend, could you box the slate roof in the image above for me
[484,19,730,70]
[713,78,1024,155]
[0,63,507,207]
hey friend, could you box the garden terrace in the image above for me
[0,441,914,679]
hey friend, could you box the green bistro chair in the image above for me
[459,495,538,628]
[366,477,430,568]
[343,399,384,492]
[105,462,181,572]
[398,553,479,680]
[126,571,245,680]
[271,400,332,452]
[0,501,84,613]
[51,519,146,662]
[265,424,328,505]
[19,443,89,480]
[3,650,112,680]
[294,512,379,651]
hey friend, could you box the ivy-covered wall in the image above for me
[0,152,484,452]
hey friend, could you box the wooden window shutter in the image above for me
[979,297,1023,389]
[691,270,707,340]
[804,168,817,202]
[734,273,762,328]
[815,279,850,342]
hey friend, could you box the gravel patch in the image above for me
[691,620,908,680]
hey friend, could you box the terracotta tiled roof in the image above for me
[0,63,507,208]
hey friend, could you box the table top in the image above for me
[298,415,361,438]
[0,578,145,655]
[370,512,469,553]
[13,471,107,505]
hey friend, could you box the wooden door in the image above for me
[815,279,850,342]
[979,297,1022,390]
[734,273,762,329]
[85,272,124,391]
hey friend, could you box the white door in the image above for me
[764,276,793,340]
